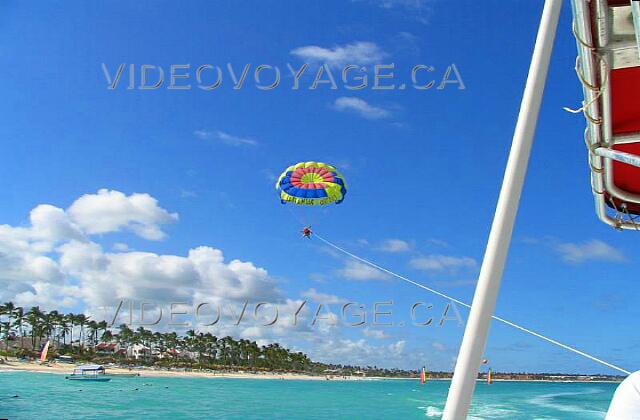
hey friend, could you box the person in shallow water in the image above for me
[301,227,312,238]
[606,371,640,419]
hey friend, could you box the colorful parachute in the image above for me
[276,161,347,205]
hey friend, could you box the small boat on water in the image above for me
[65,365,111,382]
[39,341,50,364]
[419,366,427,384]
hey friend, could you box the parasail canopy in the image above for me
[275,161,347,206]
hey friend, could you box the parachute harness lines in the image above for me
[313,232,632,375]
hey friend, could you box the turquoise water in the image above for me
[0,371,616,419]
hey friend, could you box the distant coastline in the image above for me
[0,359,624,384]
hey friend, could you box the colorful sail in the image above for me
[487,368,493,385]
[420,366,427,384]
[40,340,50,363]
[276,162,347,206]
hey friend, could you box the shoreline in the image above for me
[0,360,364,381]
[0,361,622,383]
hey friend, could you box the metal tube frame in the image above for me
[595,147,640,167]
[573,0,640,230]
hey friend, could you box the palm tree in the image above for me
[1,302,15,351]
[41,312,56,343]
[97,321,108,343]
[26,306,44,351]
[101,329,114,343]
[13,306,25,350]
[163,332,179,361]
[44,310,61,346]
[217,336,227,365]
[132,327,154,362]
[114,323,132,359]
[58,316,70,347]
[65,313,76,349]
[0,322,10,351]
[203,333,218,363]
[247,341,260,368]
[2,302,15,320]
[0,318,8,353]
[87,320,98,349]
[75,314,88,352]
[0,304,6,351]
[185,329,196,363]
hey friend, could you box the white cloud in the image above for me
[333,97,390,120]
[338,260,390,281]
[356,0,433,24]
[180,189,197,198]
[112,242,130,252]
[29,204,84,243]
[554,239,626,264]
[318,246,341,259]
[362,328,388,339]
[0,243,64,285]
[194,129,257,146]
[57,241,282,310]
[68,189,178,240]
[409,254,477,272]
[290,41,386,68]
[301,288,345,304]
[13,282,80,308]
[371,0,430,10]
[434,278,477,288]
[432,342,446,352]
[308,273,329,283]
[0,235,68,305]
[0,190,281,312]
[426,238,449,248]
[397,31,419,46]
[389,340,406,355]
[0,214,72,307]
[378,238,411,253]
[310,338,407,367]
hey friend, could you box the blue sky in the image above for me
[0,0,638,374]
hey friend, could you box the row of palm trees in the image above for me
[116,324,312,370]
[0,302,421,376]
[0,302,107,353]
[0,302,312,372]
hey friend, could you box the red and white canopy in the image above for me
[572,0,640,229]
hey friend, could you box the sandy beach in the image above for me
[1,360,621,384]
[0,359,371,381]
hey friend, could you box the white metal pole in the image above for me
[442,1,563,419]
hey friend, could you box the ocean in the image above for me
[0,370,616,419]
